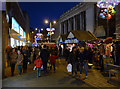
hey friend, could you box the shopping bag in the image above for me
[67,63,72,72]
[33,66,36,70]
[41,65,43,70]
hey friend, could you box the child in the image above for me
[34,56,43,77]
[49,52,59,73]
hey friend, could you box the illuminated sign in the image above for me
[64,38,79,43]
[24,32,26,38]
[12,17,19,33]
[20,26,24,37]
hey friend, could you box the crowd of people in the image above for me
[5,41,120,78]
[5,44,60,77]
[6,46,32,76]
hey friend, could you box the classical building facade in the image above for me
[54,2,96,36]
[53,2,120,40]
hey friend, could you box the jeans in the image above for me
[80,62,87,76]
[11,63,15,76]
[17,65,22,75]
[37,68,41,77]
[72,62,77,75]
[50,64,55,72]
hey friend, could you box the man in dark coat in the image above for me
[22,47,28,73]
[40,45,49,75]
[68,46,78,77]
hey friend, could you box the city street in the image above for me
[2,59,117,87]
[1,1,120,89]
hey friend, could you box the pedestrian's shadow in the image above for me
[58,76,72,84]
[70,78,85,85]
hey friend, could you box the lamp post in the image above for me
[44,19,56,42]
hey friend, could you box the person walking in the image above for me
[49,52,59,73]
[34,56,43,77]
[17,50,23,75]
[40,45,49,75]
[68,47,78,77]
[77,47,88,78]
[22,46,28,73]
[6,45,12,67]
[9,48,18,76]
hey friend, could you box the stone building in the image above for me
[53,2,120,41]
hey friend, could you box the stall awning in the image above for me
[67,30,97,41]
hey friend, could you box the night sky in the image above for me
[19,2,79,30]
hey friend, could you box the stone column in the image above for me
[64,22,66,34]
[73,16,76,30]
[80,13,82,30]
[68,19,71,32]
[60,23,62,35]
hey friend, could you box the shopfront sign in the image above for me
[65,38,79,43]
[12,17,19,33]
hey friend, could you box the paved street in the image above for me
[2,59,118,87]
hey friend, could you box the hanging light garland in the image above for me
[97,0,120,19]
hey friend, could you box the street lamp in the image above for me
[44,19,56,42]
[41,28,43,31]
[35,28,37,30]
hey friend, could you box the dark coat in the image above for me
[77,51,86,63]
[40,48,49,63]
[68,51,78,64]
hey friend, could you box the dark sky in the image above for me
[19,2,79,30]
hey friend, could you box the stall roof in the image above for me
[67,30,97,41]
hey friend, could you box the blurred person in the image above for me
[64,47,70,62]
[34,56,43,77]
[9,48,18,76]
[40,45,49,75]
[22,46,28,73]
[17,50,23,75]
[6,45,12,67]
[68,46,78,77]
[78,47,88,78]
[49,52,59,73]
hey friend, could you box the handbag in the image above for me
[67,63,72,72]
[41,65,43,70]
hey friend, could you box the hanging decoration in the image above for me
[97,0,120,19]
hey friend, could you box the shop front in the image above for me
[10,17,26,48]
